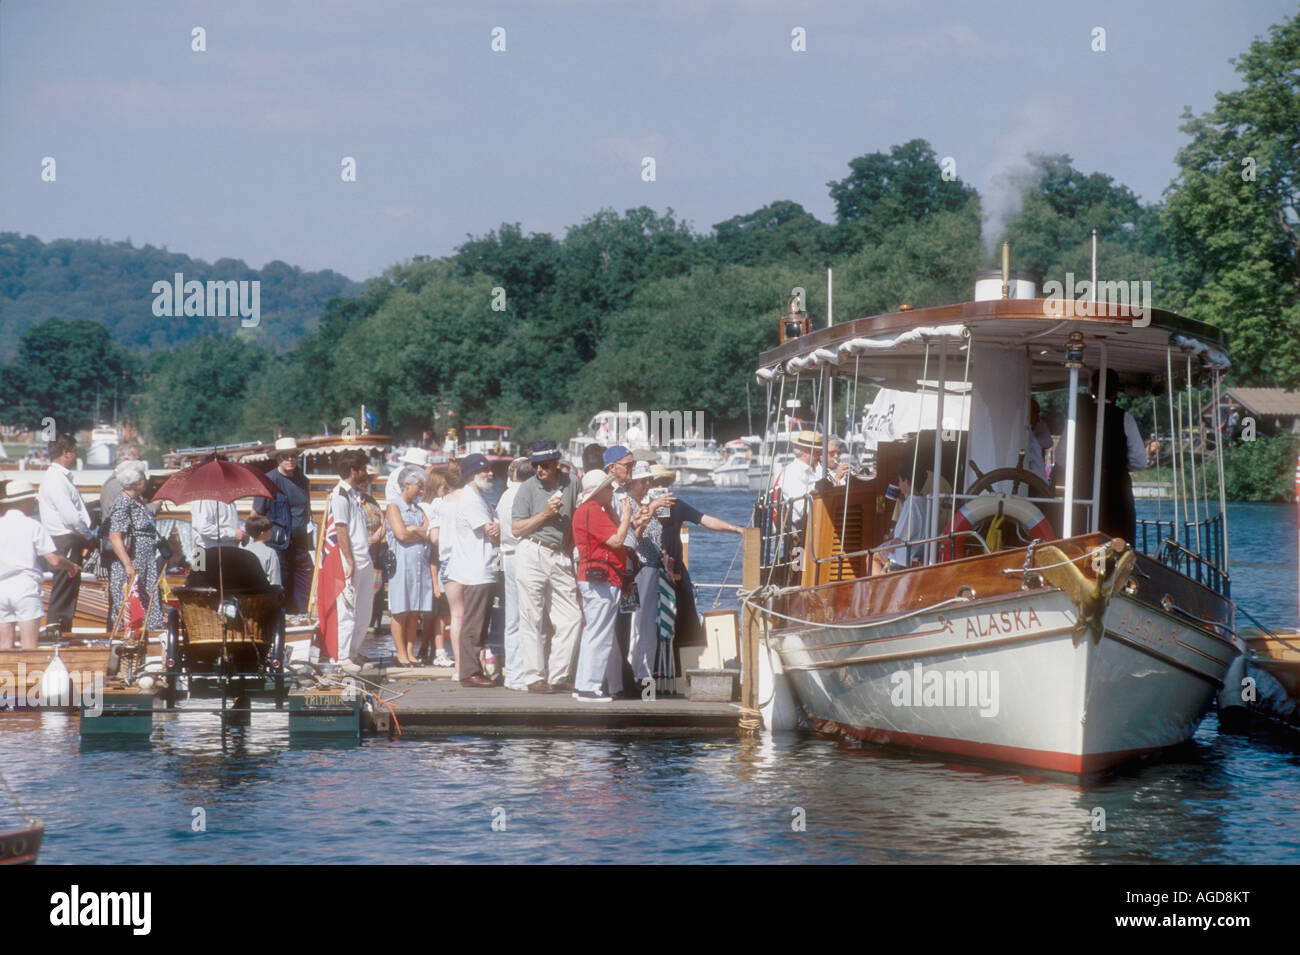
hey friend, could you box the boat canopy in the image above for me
[755,300,1229,388]
[756,298,1233,542]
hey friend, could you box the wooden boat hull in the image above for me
[0,824,43,865]
[766,539,1236,774]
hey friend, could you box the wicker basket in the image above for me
[174,587,280,670]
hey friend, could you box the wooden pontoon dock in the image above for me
[361,674,739,736]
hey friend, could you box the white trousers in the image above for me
[515,539,583,685]
[575,579,619,694]
[627,565,660,682]
[501,553,525,688]
[335,562,375,662]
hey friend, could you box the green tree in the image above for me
[0,318,138,432]
[454,223,561,324]
[1161,11,1300,388]
[836,202,983,317]
[827,139,977,254]
[551,207,700,362]
[1002,153,1154,280]
[138,336,268,448]
[706,200,832,267]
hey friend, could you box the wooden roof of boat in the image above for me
[756,298,1229,388]
[166,433,392,467]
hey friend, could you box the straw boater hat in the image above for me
[649,464,676,487]
[579,468,615,503]
[792,430,824,452]
[272,437,299,461]
[1,479,37,505]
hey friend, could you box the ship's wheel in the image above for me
[965,466,1053,499]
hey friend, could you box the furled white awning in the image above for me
[1171,333,1229,370]
[838,324,969,356]
[757,325,970,383]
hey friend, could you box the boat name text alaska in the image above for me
[958,606,1045,640]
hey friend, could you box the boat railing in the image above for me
[1137,514,1230,596]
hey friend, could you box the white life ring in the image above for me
[940,493,1054,561]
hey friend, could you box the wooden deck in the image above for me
[363,672,739,736]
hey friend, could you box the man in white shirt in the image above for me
[496,457,533,690]
[448,453,500,687]
[38,434,95,634]
[777,430,825,526]
[330,451,376,669]
[189,499,247,557]
[1,481,81,649]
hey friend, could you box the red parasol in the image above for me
[151,456,280,606]
[152,457,279,506]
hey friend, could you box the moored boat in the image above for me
[1218,452,1300,729]
[712,449,751,488]
[0,774,42,866]
[462,424,517,474]
[745,259,1240,775]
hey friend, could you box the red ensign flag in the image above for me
[316,510,346,662]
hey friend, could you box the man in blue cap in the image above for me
[602,444,635,486]
[447,452,500,687]
[511,440,583,692]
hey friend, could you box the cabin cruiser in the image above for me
[661,437,724,487]
[566,408,655,471]
[712,439,756,488]
[747,261,1239,775]
[462,424,517,474]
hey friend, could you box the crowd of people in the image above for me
[0,432,746,705]
[313,439,744,701]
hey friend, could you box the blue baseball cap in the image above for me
[602,445,632,468]
[460,453,492,476]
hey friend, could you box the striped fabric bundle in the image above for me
[655,567,677,694]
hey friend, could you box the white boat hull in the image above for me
[769,589,1235,774]
[711,465,750,488]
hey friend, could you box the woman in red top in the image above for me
[571,469,632,702]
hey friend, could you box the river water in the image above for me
[2,492,1297,864]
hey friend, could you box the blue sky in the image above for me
[2,0,1294,280]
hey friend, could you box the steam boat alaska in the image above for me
[749,258,1239,775]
